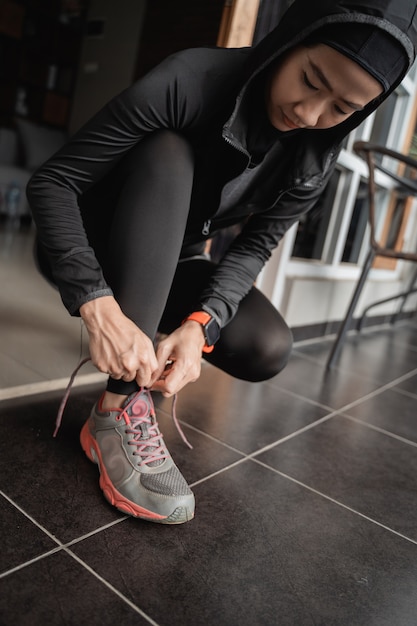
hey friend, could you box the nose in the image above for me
[293,98,324,128]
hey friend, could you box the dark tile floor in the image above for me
[1,313,417,625]
[1,225,417,625]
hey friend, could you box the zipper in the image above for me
[223,130,250,159]
[202,219,211,236]
[202,180,319,235]
[269,180,319,210]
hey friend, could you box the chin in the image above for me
[268,113,287,131]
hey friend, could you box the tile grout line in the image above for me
[0,546,65,580]
[264,368,417,451]
[190,456,251,488]
[266,365,417,426]
[390,385,417,401]
[0,489,64,549]
[323,367,417,415]
[186,375,415,488]
[0,489,129,578]
[63,548,161,626]
[189,368,417,484]
[2,349,416,575]
[158,400,338,465]
[290,349,417,390]
[1,365,414,501]
[0,491,160,624]
[264,380,335,412]
[158,415,250,458]
[339,413,417,449]
[252,458,417,547]
[190,411,340,488]
[165,368,417,483]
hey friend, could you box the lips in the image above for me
[282,112,300,130]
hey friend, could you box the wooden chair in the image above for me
[326,141,417,369]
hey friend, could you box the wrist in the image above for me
[182,311,220,353]
[181,319,206,350]
[80,296,121,329]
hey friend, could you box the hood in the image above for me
[226,0,417,147]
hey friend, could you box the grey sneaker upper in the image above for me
[83,390,195,521]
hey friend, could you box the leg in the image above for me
[81,130,195,338]
[37,132,198,524]
[77,134,198,523]
[79,130,196,396]
[159,258,293,382]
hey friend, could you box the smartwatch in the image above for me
[183,311,220,353]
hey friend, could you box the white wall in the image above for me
[69,0,147,133]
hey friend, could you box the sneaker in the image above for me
[80,389,195,524]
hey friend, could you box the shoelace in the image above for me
[53,357,193,449]
[119,394,168,466]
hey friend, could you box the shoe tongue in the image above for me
[139,421,148,435]
[124,391,164,467]
[123,392,144,409]
[124,391,153,416]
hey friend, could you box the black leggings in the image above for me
[47,131,293,392]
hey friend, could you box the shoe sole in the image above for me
[80,421,194,524]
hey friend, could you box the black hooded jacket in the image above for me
[27,0,417,326]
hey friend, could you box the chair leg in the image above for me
[326,249,375,369]
[389,265,417,324]
[357,285,417,330]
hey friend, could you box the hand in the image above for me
[80,296,158,387]
[150,320,206,397]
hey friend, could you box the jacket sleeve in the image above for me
[199,177,333,326]
[27,49,240,315]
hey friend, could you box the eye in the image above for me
[334,104,348,116]
[303,72,318,90]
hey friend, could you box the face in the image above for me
[266,43,383,131]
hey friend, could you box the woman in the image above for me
[28,0,417,524]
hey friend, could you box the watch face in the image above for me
[205,317,220,346]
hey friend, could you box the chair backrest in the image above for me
[353,141,417,262]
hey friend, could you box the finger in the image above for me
[118,357,149,385]
[150,379,168,393]
[151,378,178,397]
[135,367,152,388]
[155,361,195,397]
[122,372,136,382]
[150,344,174,387]
[105,366,120,378]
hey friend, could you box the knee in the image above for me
[246,325,293,382]
[121,129,193,180]
[146,130,193,166]
[212,323,293,383]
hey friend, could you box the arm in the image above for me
[28,48,246,315]
[79,296,159,387]
[27,52,205,316]
[199,183,329,327]
[27,48,247,385]
[27,55,201,383]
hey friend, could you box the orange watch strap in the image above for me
[185,311,212,325]
[182,311,215,353]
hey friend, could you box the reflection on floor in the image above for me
[1,227,417,625]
